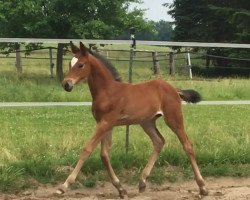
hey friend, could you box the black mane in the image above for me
[90,51,122,82]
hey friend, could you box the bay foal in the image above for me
[59,42,208,197]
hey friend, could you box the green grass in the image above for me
[0,45,249,102]
[0,105,249,191]
[0,68,249,102]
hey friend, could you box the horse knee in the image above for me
[78,147,93,161]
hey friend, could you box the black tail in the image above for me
[178,89,202,103]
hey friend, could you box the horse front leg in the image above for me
[100,131,127,198]
[56,120,113,194]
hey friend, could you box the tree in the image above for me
[166,0,250,68]
[0,0,148,80]
[208,1,250,67]
[155,20,173,41]
[167,0,211,42]
[208,0,250,43]
[116,20,173,41]
[167,0,250,43]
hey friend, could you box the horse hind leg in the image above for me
[139,119,165,193]
[100,131,127,198]
[162,103,208,195]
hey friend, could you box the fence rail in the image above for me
[0,101,250,107]
[1,38,250,48]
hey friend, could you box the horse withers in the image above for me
[58,42,208,197]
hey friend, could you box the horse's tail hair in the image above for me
[177,89,202,103]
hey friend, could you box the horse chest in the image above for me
[91,101,114,119]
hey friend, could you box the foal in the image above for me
[59,42,208,197]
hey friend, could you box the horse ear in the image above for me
[70,41,80,54]
[79,42,89,56]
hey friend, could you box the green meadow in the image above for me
[0,105,249,192]
[0,45,250,192]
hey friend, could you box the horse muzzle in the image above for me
[62,80,73,92]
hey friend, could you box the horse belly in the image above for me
[115,102,160,126]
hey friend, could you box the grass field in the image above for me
[0,44,250,192]
[1,71,250,102]
[0,44,250,101]
[0,105,249,192]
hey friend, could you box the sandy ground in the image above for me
[1,177,250,200]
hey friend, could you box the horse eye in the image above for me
[78,63,85,68]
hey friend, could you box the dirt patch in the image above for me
[1,177,250,200]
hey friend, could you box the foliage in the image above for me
[167,0,211,42]
[154,20,173,41]
[167,0,250,43]
[166,0,250,68]
[116,20,173,41]
[0,0,147,39]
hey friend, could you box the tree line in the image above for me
[166,0,250,68]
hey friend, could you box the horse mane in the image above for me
[90,50,122,82]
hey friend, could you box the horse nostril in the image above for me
[63,81,73,92]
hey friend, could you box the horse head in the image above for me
[62,41,91,92]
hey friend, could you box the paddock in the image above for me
[0,39,249,199]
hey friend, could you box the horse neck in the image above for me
[87,54,115,99]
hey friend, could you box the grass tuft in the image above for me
[0,166,24,192]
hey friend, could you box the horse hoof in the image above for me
[55,185,67,195]
[138,180,146,193]
[55,189,64,195]
[119,188,127,199]
[200,187,208,196]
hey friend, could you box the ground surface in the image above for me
[1,177,250,200]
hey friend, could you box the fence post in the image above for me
[186,49,193,79]
[56,43,64,81]
[169,51,175,75]
[206,49,211,68]
[94,47,101,54]
[106,50,109,59]
[128,48,133,83]
[49,47,54,77]
[15,44,22,74]
[125,47,134,154]
[152,51,160,74]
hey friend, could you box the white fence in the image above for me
[1,38,250,48]
[1,101,250,107]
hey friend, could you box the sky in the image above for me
[131,0,174,22]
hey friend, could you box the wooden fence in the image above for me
[0,46,197,79]
[1,38,250,79]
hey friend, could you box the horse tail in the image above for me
[177,89,202,103]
